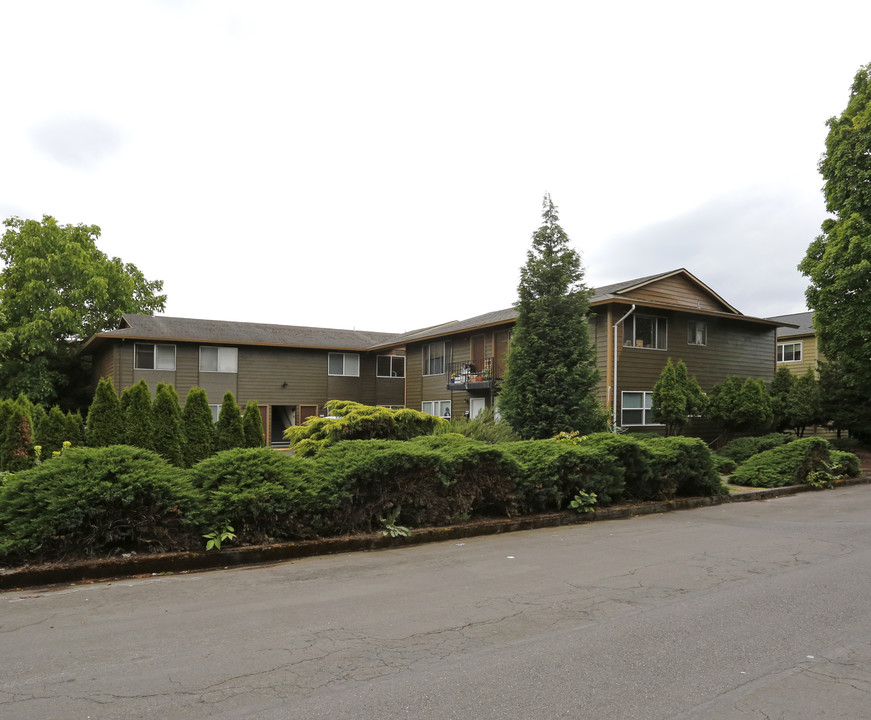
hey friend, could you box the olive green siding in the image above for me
[777,334,819,377]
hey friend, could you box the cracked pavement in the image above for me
[3,485,871,719]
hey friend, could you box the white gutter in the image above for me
[612,304,636,432]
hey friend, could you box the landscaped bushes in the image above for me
[729,437,833,488]
[718,433,794,464]
[630,435,726,498]
[0,445,196,563]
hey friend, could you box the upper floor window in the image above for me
[777,342,802,362]
[377,355,406,378]
[134,343,175,371]
[687,320,707,346]
[423,342,448,376]
[199,346,238,373]
[328,352,360,376]
[624,315,667,350]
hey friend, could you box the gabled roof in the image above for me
[590,268,740,314]
[80,314,403,354]
[767,311,814,338]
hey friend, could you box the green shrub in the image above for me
[182,387,216,467]
[285,401,444,456]
[630,435,725,498]
[434,406,520,443]
[712,454,738,475]
[86,378,124,447]
[0,402,36,472]
[215,391,245,452]
[580,433,655,500]
[243,400,266,448]
[502,439,625,511]
[0,445,195,562]
[152,383,184,466]
[188,447,320,543]
[830,450,860,477]
[121,379,153,450]
[36,405,69,457]
[729,437,832,488]
[719,433,794,464]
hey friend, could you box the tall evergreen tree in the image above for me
[86,378,124,446]
[769,366,796,432]
[152,382,184,466]
[182,387,215,467]
[214,391,245,451]
[499,194,602,439]
[65,410,86,446]
[799,62,871,417]
[121,379,154,449]
[242,399,266,448]
[786,368,823,438]
[0,401,36,471]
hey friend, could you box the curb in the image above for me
[3,475,870,591]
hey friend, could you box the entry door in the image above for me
[469,397,486,420]
[470,335,485,372]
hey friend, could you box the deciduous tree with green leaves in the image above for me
[0,215,166,408]
[651,359,705,437]
[799,62,871,424]
[785,368,823,437]
[499,194,603,439]
[705,376,773,443]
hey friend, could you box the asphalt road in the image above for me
[3,486,871,719]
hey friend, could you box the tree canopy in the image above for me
[0,215,166,407]
[799,62,871,422]
[499,194,604,439]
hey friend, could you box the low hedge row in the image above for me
[728,436,859,488]
[0,433,727,564]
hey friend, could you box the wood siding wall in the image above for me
[622,275,729,312]
[777,334,820,377]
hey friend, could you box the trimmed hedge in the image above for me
[629,435,726,498]
[0,445,195,562]
[729,437,831,488]
[719,433,794,464]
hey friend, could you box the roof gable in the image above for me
[591,269,739,314]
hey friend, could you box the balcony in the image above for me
[446,358,504,392]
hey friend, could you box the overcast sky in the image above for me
[1,1,869,334]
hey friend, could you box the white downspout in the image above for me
[612,304,636,432]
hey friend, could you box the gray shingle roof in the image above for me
[767,311,814,338]
[81,314,403,353]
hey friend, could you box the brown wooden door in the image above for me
[470,335,485,372]
[298,405,318,423]
[494,330,510,379]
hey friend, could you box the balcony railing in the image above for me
[446,357,504,391]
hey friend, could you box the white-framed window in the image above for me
[687,320,707,346]
[209,404,221,423]
[423,342,448,376]
[422,400,451,419]
[621,391,660,426]
[328,352,360,376]
[377,355,405,378]
[199,346,238,373]
[134,343,176,371]
[777,342,802,362]
[377,404,405,410]
[624,315,667,350]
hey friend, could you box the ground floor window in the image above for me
[621,391,658,426]
[209,404,221,423]
[422,400,451,419]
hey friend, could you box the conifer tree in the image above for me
[121,379,154,449]
[499,194,602,438]
[86,378,124,446]
[151,382,184,466]
[0,401,36,471]
[242,399,266,448]
[182,387,215,467]
[769,366,796,432]
[786,368,823,437]
[65,410,86,446]
[214,391,245,451]
[36,405,68,456]
[651,359,705,436]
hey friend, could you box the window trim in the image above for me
[134,343,176,371]
[621,390,661,427]
[328,352,360,377]
[376,355,406,378]
[199,345,238,373]
[776,341,803,363]
[422,342,448,376]
[623,314,668,351]
[422,400,451,418]
[687,320,707,347]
